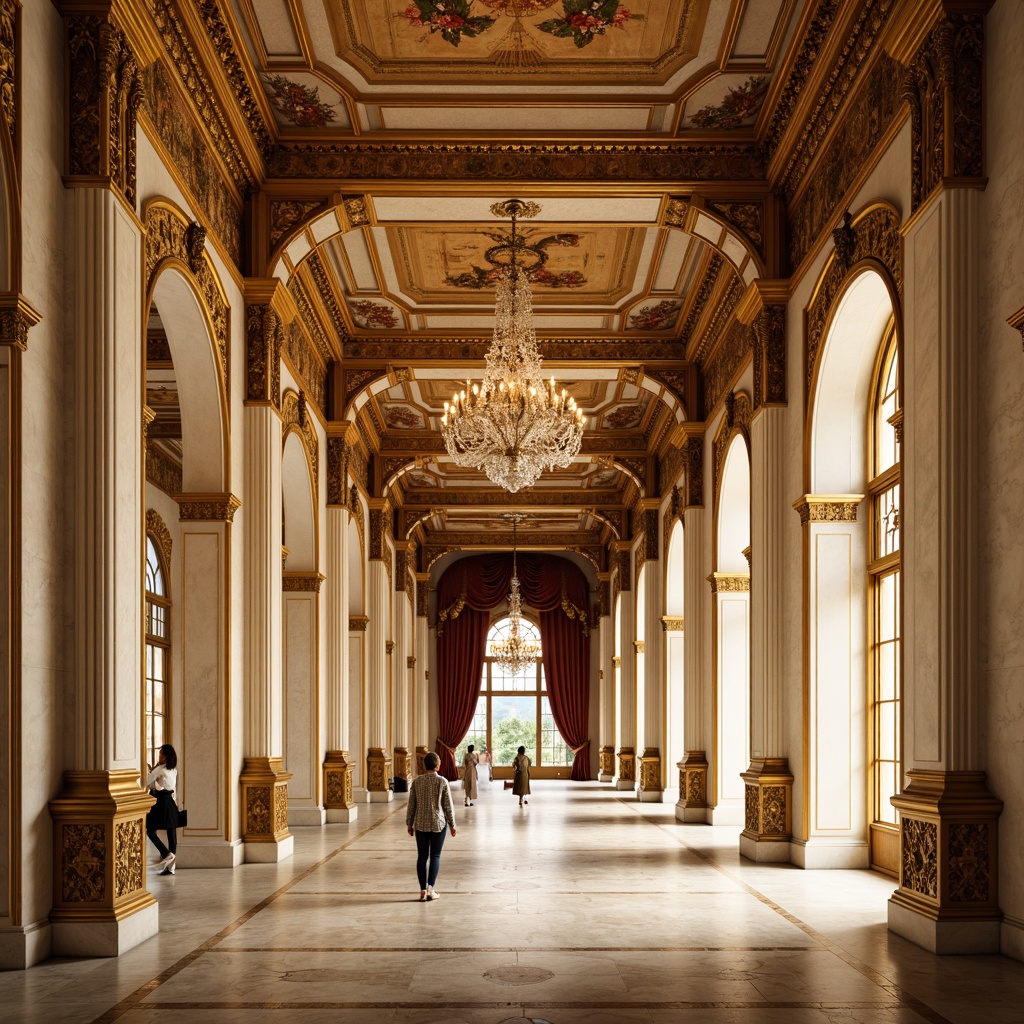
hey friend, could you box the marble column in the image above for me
[596,574,615,782]
[391,546,414,792]
[678,450,710,822]
[47,185,158,957]
[613,544,636,791]
[414,574,430,775]
[364,502,392,801]
[741,405,794,861]
[323,442,356,822]
[638,508,665,802]
[891,184,1003,952]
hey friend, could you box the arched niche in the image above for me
[282,430,316,572]
[148,267,228,492]
[717,437,750,573]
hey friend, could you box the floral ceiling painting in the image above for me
[261,74,340,128]
[381,403,427,429]
[327,1,703,80]
[685,74,770,130]
[627,299,681,330]
[602,399,647,430]
[350,299,403,330]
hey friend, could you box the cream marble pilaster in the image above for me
[391,549,413,792]
[364,540,392,802]
[614,545,636,790]
[414,575,430,775]
[597,574,614,782]
[663,617,685,814]
[324,496,356,822]
[48,185,158,957]
[240,394,292,862]
[638,518,665,802]
[174,495,242,867]
[891,184,1003,952]
[741,406,793,862]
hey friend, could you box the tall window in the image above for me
[869,329,901,867]
[145,536,170,769]
[454,616,573,775]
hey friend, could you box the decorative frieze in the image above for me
[349,615,369,632]
[752,305,786,409]
[682,435,704,509]
[282,572,324,593]
[0,293,42,351]
[326,437,350,506]
[792,494,863,525]
[707,572,750,593]
[661,616,684,632]
[176,492,241,522]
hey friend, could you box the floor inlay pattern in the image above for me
[2,783,1024,1024]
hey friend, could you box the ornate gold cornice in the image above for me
[267,143,765,183]
[244,278,295,409]
[175,491,241,522]
[633,640,645,654]
[282,571,324,593]
[348,615,369,632]
[661,616,684,631]
[707,572,750,593]
[341,336,685,363]
[792,493,864,524]
[0,293,41,350]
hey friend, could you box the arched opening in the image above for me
[713,435,750,824]
[665,518,685,795]
[144,533,170,770]
[347,504,365,792]
[799,266,897,869]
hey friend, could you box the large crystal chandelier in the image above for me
[490,514,541,675]
[440,199,585,493]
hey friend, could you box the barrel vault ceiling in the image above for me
[144,0,893,567]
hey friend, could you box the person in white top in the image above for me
[146,744,180,874]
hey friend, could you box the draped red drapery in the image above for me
[435,554,591,780]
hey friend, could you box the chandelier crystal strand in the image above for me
[440,200,585,493]
[490,516,541,675]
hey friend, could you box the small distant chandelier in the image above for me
[440,198,586,493]
[490,514,541,675]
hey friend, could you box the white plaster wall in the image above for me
[978,0,1024,958]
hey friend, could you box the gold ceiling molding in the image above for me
[696,271,745,375]
[680,251,723,358]
[281,317,327,416]
[266,143,765,183]
[341,336,684,362]
[792,493,864,524]
[703,320,755,419]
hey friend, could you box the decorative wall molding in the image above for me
[245,303,282,408]
[792,493,864,525]
[706,572,750,593]
[0,0,17,158]
[661,616,684,632]
[282,388,319,486]
[175,491,241,522]
[145,507,173,565]
[282,572,324,593]
[348,615,369,632]
[753,305,787,409]
[712,391,752,502]
[0,293,41,350]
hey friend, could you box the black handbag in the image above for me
[177,807,188,828]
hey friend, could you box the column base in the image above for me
[706,799,744,826]
[174,839,245,869]
[240,756,293,853]
[598,772,615,783]
[366,747,392,797]
[289,806,326,827]
[615,747,635,790]
[414,745,430,776]
[675,804,709,823]
[326,806,359,823]
[0,921,51,969]
[637,748,663,802]
[888,769,1004,954]
[245,834,295,864]
[48,770,157,956]
[739,757,794,862]
[790,837,869,869]
[323,750,357,814]
[52,901,158,959]
[678,751,708,816]
[598,745,615,782]
[1001,915,1024,962]
[367,789,394,803]
[392,747,411,793]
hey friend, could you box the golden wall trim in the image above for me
[175,491,241,522]
[0,293,41,350]
[282,571,324,593]
[706,572,750,593]
[792,493,864,525]
[661,616,684,632]
[145,507,172,565]
[349,615,369,632]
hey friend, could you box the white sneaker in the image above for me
[426,888,439,901]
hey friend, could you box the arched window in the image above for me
[454,616,573,776]
[145,535,171,769]
[868,327,901,872]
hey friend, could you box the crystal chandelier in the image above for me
[440,199,586,493]
[490,514,541,675]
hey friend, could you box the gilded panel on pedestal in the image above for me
[62,824,106,903]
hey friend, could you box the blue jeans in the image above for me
[414,829,447,889]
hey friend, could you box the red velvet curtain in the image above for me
[435,554,591,780]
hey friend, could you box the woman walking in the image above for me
[462,744,479,806]
[512,745,531,808]
[406,752,457,901]
[146,743,180,875]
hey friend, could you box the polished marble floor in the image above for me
[3,782,1024,1023]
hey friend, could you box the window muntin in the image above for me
[145,536,170,769]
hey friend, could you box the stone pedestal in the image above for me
[739,758,794,862]
[637,748,663,802]
[240,757,294,862]
[366,747,393,803]
[392,747,411,793]
[323,750,358,823]
[598,745,615,783]
[615,747,635,791]
[415,745,430,776]
[48,771,158,957]
[888,770,1003,954]
[676,751,709,822]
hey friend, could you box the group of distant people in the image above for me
[405,743,533,901]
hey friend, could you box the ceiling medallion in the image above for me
[440,198,585,493]
[490,514,541,676]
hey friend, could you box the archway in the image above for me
[665,518,685,808]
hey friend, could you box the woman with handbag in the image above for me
[146,743,180,875]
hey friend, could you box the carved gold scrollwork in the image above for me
[62,824,106,903]
[948,823,990,902]
[282,389,319,485]
[902,817,938,897]
[146,508,173,565]
[0,0,15,154]
[114,818,144,898]
[246,786,272,835]
[246,303,281,408]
